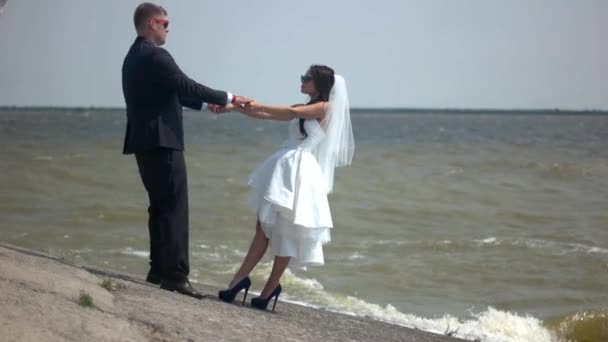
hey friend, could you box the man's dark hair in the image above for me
[133,3,167,31]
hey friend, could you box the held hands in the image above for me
[208,100,265,117]
[233,101,262,116]
[233,95,254,106]
[207,95,255,114]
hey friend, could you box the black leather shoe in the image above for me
[160,279,206,299]
[145,271,162,285]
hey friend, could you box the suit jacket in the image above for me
[122,36,228,154]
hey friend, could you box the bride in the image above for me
[217,65,354,311]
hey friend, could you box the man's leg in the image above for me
[135,151,164,283]
[136,148,202,298]
[162,149,190,282]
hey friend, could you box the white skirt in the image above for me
[248,147,332,268]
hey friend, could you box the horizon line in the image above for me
[0,105,607,114]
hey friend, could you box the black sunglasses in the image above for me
[300,75,312,83]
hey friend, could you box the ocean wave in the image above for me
[547,310,608,342]
[347,252,368,260]
[539,162,595,179]
[120,247,148,258]
[358,240,408,247]
[232,249,246,258]
[567,243,608,255]
[474,237,499,245]
[467,237,608,256]
[70,248,94,254]
[361,237,608,256]
[249,262,556,342]
[510,238,608,256]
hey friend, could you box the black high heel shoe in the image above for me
[218,277,251,305]
[251,284,282,312]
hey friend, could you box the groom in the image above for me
[122,2,250,299]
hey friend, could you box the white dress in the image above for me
[248,119,332,268]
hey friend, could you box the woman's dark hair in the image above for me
[300,65,335,137]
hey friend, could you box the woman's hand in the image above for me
[234,103,247,114]
[235,101,294,121]
[244,101,263,113]
[234,101,266,119]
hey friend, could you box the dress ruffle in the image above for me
[248,145,333,268]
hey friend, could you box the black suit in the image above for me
[122,36,229,282]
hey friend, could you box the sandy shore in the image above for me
[0,243,465,342]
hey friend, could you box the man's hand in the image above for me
[232,96,254,106]
[208,104,231,114]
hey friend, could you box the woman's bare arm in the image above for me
[236,102,326,121]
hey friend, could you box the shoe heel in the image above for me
[219,277,251,304]
[271,293,280,312]
[242,286,250,306]
[251,284,282,311]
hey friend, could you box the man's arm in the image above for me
[152,48,229,107]
[179,94,205,110]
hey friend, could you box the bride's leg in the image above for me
[260,256,290,298]
[229,219,269,288]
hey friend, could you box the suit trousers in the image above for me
[135,148,189,282]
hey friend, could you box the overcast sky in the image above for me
[0,0,606,109]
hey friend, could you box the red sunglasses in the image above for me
[151,18,169,29]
